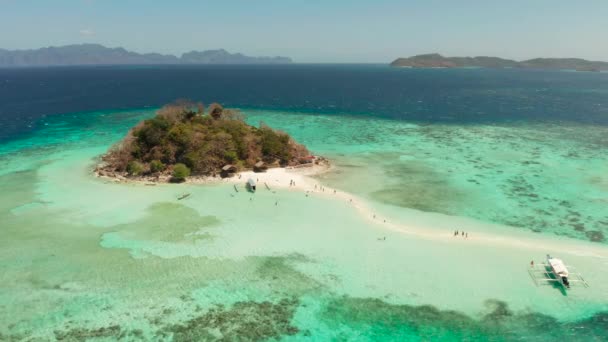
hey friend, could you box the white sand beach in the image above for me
[210,166,608,261]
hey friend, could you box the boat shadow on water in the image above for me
[543,266,568,297]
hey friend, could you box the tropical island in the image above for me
[0,44,292,67]
[390,53,608,71]
[96,100,316,183]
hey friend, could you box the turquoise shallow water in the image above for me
[1,108,608,341]
[245,110,608,243]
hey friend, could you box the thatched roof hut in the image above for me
[254,161,267,172]
[220,164,237,178]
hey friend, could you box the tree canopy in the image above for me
[101,100,310,180]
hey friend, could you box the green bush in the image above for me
[224,150,238,162]
[150,160,165,173]
[172,163,191,182]
[135,116,170,148]
[259,127,291,162]
[127,161,145,176]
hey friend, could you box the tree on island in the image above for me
[171,163,191,182]
[150,160,165,173]
[98,99,311,181]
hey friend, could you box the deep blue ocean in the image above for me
[1,65,608,142]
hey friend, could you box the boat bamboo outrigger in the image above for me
[528,254,589,289]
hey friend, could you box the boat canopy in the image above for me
[247,178,256,186]
[548,257,569,277]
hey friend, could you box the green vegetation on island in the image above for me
[390,53,608,71]
[97,100,311,182]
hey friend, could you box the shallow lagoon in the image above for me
[1,108,608,340]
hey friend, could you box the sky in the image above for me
[1,0,608,63]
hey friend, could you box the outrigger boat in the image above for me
[247,178,257,192]
[528,254,589,289]
[547,255,570,288]
[177,193,191,200]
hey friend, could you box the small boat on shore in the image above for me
[547,255,570,288]
[247,178,257,192]
[177,193,191,200]
[528,254,589,289]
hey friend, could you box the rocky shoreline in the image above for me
[94,156,331,185]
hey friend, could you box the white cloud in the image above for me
[79,29,95,36]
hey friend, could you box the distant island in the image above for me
[96,100,315,183]
[0,44,292,67]
[390,53,607,71]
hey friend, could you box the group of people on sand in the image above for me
[289,179,296,187]
[372,214,387,223]
[454,230,468,238]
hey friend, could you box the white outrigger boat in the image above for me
[528,254,589,289]
[547,255,570,288]
[246,178,257,192]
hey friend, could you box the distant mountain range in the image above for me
[0,44,292,67]
[390,53,608,71]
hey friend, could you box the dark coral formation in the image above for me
[255,254,324,293]
[361,123,608,244]
[585,230,605,242]
[10,294,608,341]
[48,298,301,341]
[321,296,608,340]
[54,325,123,340]
[106,202,219,245]
[160,298,300,341]
[369,153,465,214]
